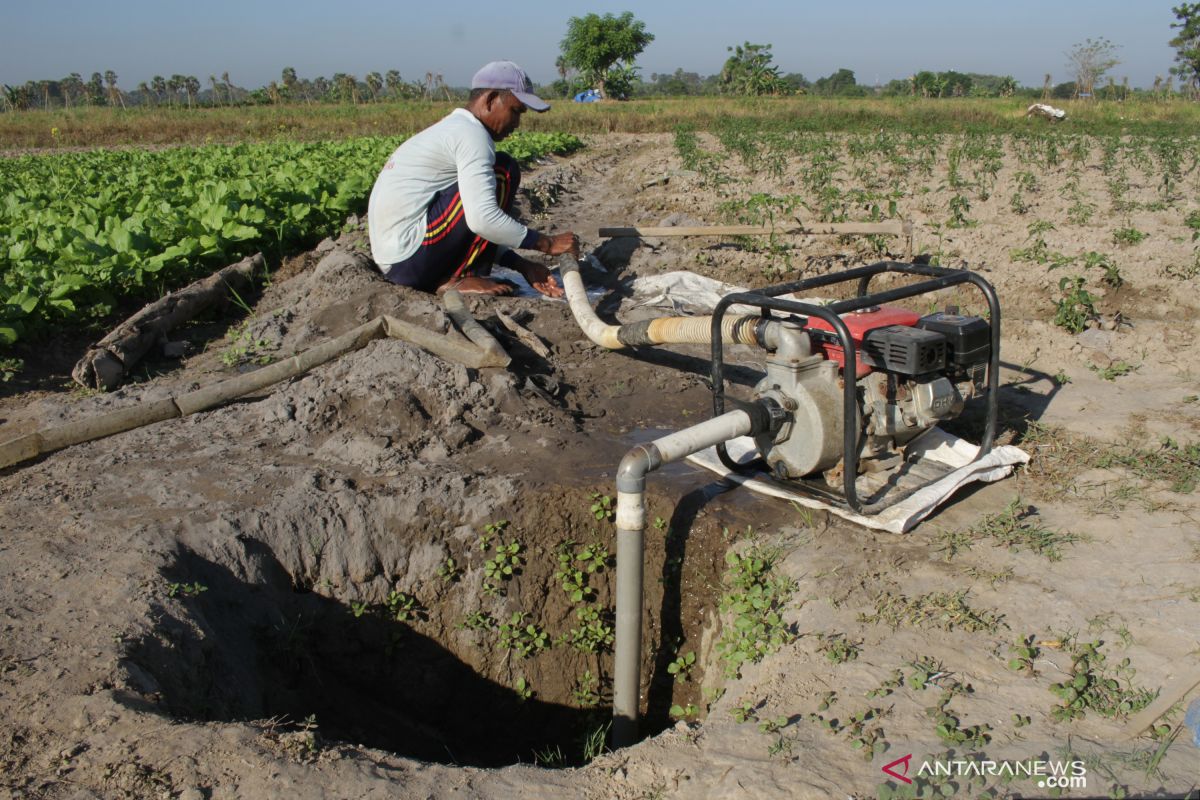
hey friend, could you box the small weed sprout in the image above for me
[384,590,424,623]
[715,547,797,678]
[669,702,699,719]
[166,582,208,598]
[498,612,548,658]
[560,605,614,653]
[1008,635,1041,675]
[1112,226,1149,247]
[860,590,1004,633]
[457,611,495,632]
[816,633,861,664]
[589,493,615,522]
[350,601,368,618]
[514,677,533,702]
[1090,360,1139,381]
[1053,276,1097,333]
[436,557,461,584]
[731,701,758,724]
[573,670,600,707]
[667,651,697,681]
[1049,638,1154,721]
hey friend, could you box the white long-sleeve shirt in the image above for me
[367,108,531,267]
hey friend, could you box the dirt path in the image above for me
[1,133,1198,799]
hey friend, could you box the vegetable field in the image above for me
[0,131,582,346]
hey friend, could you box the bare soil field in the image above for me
[1,131,1198,799]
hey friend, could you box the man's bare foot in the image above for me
[437,276,515,296]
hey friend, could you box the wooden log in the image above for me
[496,310,551,358]
[72,253,264,391]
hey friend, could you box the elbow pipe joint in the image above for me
[617,444,661,493]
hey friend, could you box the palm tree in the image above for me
[221,72,233,105]
[184,76,200,107]
[167,75,184,107]
[385,69,401,99]
[365,72,383,102]
[137,81,152,106]
[152,75,167,105]
[104,70,125,108]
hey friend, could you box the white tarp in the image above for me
[688,428,1029,534]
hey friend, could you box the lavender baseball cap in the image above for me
[471,61,550,112]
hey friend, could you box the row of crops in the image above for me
[0,131,583,347]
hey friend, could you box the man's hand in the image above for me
[517,260,565,298]
[534,231,580,257]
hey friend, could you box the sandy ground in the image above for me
[1,131,1199,799]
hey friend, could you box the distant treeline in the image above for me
[2,66,1191,112]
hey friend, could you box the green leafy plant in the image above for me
[498,612,548,658]
[166,581,208,598]
[816,632,861,664]
[1008,635,1041,675]
[560,605,614,653]
[514,677,533,702]
[1112,226,1149,246]
[1049,638,1154,721]
[1090,360,1139,381]
[1052,276,1097,334]
[589,492,614,522]
[573,670,600,707]
[436,556,461,584]
[669,702,699,719]
[384,590,424,622]
[715,547,797,678]
[667,650,697,681]
[457,611,495,631]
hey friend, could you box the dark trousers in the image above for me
[382,151,521,292]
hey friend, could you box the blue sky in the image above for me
[1,0,1183,91]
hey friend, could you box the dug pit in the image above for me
[126,484,739,767]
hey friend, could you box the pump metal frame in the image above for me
[709,260,1001,514]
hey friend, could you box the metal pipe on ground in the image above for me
[611,408,757,748]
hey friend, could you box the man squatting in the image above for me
[368,61,579,297]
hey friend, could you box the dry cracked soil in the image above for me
[1,132,1198,799]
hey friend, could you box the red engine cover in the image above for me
[805,305,920,377]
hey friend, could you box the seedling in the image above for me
[166,582,207,598]
[1090,360,1139,381]
[1082,251,1124,288]
[589,493,614,522]
[927,688,991,748]
[1048,637,1154,721]
[498,612,548,658]
[350,601,368,618]
[1053,276,1097,333]
[866,669,904,699]
[669,702,699,719]
[384,590,424,623]
[483,540,522,596]
[905,657,946,690]
[731,701,758,724]
[436,557,461,584]
[757,714,788,734]
[860,590,1004,634]
[715,547,797,678]
[457,611,495,631]
[559,605,614,653]
[1112,226,1148,246]
[573,670,600,707]
[816,633,861,664]
[514,677,533,702]
[1007,635,1041,675]
[667,651,697,681]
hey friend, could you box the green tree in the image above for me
[559,11,654,99]
[1170,3,1200,94]
[1066,37,1120,98]
[719,42,785,95]
[813,68,863,96]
